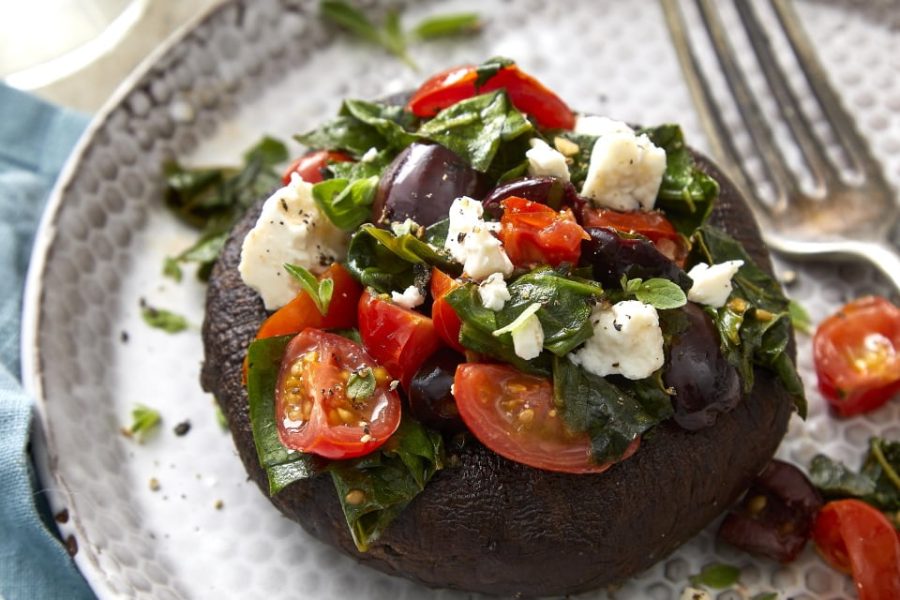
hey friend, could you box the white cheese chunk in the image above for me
[391,285,425,309]
[390,218,420,237]
[570,300,664,380]
[580,129,667,211]
[478,272,511,311]
[462,227,514,281]
[687,260,744,308]
[238,174,348,310]
[526,138,570,182]
[511,312,544,360]
[360,146,379,162]
[574,115,635,137]
[444,196,495,263]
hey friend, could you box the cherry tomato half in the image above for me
[580,206,688,266]
[255,263,362,339]
[453,363,638,474]
[275,329,401,459]
[430,268,465,353]
[358,291,443,390]
[812,499,900,600]
[407,63,576,130]
[813,296,900,417]
[499,196,589,268]
[281,150,353,185]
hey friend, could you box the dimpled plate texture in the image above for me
[21,0,900,598]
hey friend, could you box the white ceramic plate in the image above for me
[22,0,900,598]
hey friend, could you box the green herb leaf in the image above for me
[639,124,718,236]
[345,224,458,294]
[688,563,741,589]
[163,136,288,279]
[347,367,376,401]
[492,302,541,336]
[284,263,334,315]
[418,90,532,173]
[329,417,444,551]
[311,176,379,230]
[625,277,687,309]
[413,13,481,40]
[788,299,813,335]
[690,225,806,418]
[246,336,323,494]
[319,1,417,68]
[163,256,183,282]
[140,302,189,333]
[214,403,228,430]
[810,437,900,515]
[128,404,162,442]
[341,100,419,150]
[552,357,674,463]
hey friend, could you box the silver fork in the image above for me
[661,0,900,294]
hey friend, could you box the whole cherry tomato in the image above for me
[499,196,589,268]
[453,363,639,474]
[430,268,465,353]
[812,499,900,600]
[813,296,900,417]
[407,63,576,130]
[358,290,443,390]
[275,329,401,459]
[281,150,353,185]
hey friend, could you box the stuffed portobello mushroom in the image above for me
[200,58,805,597]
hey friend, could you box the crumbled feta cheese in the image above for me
[570,300,664,380]
[390,218,420,237]
[463,227,514,281]
[360,147,379,162]
[574,115,635,137]
[687,260,744,308]
[478,272,511,311]
[444,197,511,281]
[580,129,667,211]
[239,174,348,310]
[526,138,570,182]
[494,303,544,361]
[391,285,425,309]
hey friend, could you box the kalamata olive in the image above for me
[372,143,491,227]
[718,459,823,563]
[580,227,693,289]
[664,302,741,430]
[481,177,584,218]
[408,348,466,432]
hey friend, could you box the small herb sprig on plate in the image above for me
[320,1,481,70]
[123,404,162,442]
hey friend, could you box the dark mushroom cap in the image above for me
[200,149,793,597]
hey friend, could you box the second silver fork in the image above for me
[662,0,900,294]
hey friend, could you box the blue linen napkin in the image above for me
[0,83,95,600]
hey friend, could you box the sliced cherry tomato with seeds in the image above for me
[276,329,401,460]
[812,499,900,600]
[407,63,576,130]
[813,296,900,417]
[499,197,589,268]
[358,291,443,390]
[453,364,638,474]
[281,150,353,185]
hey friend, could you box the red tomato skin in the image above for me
[407,64,576,130]
[813,499,900,600]
[813,296,900,417]
[430,268,465,353]
[255,263,362,339]
[453,363,639,474]
[500,197,589,268]
[281,150,353,185]
[580,207,688,265]
[275,329,401,459]
[358,291,443,390]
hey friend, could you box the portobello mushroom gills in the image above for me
[372,142,491,228]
